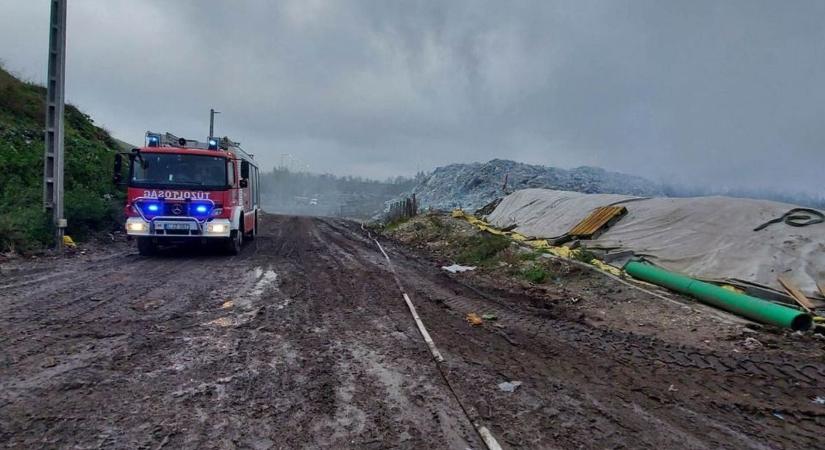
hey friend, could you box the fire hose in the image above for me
[753,208,824,231]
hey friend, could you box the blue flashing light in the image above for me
[195,205,208,214]
[208,139,218,150]
[146,203,160,212]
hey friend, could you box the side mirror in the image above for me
[239,179,249,188]
[130,147,146,169]
[240,160,250,180]
[113,154,123,184]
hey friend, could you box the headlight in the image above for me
[208,223,227,233]
[126,222,146,231]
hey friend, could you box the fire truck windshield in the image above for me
[130,153,228,189]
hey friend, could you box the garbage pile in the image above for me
[411,159,663,211]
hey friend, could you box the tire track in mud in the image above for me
[314,219,759,448]
[305,217,819,448]
[3,214,824,449]
[363,234,825,449]
[255,216,482,449]
[0,244,280,449]
[434,293,824,445]
[1,253,233,365]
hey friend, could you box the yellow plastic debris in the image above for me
[62,235,76,248]
[509,233,529,242]
[720,284,744,294]
[590,259,624,277]
[526,239,551,249]
[466,312,483,326]
[451,209,627,277]
[550,246,574,258]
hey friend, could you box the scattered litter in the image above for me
[466,312,483,326]
[813,396,825,405]
[443,264,476,273]
[481,313,498,321]
[139,299,162,310]
[668,384,678,392]
[772,412,785,421]
[566,205,627,239]
[62,235,77,248]
[221,300,234,309]
[42,357,58,368]
[742,337,763,350]
[778,275,815,312]
[720,285,744,294]
[205,317,233,327]
[497,381,522,392]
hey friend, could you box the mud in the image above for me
[1,214,823,449]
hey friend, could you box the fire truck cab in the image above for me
[116,131,260,255]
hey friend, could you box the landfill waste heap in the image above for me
[410,159,663,211]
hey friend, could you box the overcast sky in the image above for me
[2,1,823,194]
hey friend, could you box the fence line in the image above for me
[385,194,418,223]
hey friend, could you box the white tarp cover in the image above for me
[487,188,825,297]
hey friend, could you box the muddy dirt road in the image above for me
[1,214,823,449]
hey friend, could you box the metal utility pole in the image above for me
[43,0,67,250]
[209,108,220,137]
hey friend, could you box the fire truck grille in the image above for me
[164,203,187,216]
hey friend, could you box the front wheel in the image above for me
[224,229,243,255]
[137,237,156,256]
[246,213,258,240]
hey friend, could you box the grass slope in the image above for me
[0,66,122,252]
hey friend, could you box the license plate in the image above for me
[164,223,192,230]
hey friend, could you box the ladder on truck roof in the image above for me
[145,131,256,164]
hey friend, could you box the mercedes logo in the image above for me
[172,205,182,215]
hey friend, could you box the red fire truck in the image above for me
[114,131,260,255]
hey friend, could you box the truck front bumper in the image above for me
[125,217,231,238]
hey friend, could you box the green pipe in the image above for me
[624,262,812,331]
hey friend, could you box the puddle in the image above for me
[235,266,278,308]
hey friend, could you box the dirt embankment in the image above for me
[1,213,823,449]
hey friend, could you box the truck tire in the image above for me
[225,229,243,255]
[137,237,156,256]
[246,213,258,240]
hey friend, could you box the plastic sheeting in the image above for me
[487,189,825,297]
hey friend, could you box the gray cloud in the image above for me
[2,0,823,194]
